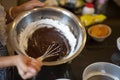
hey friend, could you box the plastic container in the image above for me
[117,37,120,51]
[83,62,120,80]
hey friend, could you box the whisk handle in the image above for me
[37,56,44,61]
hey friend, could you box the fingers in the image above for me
[17,65,37,79]
[20,0,45,11]
[15,54,43,79]
[20,62,41,79]
[17,55,31,72]
[23,58,42,79]
[31,1,45,7]
[12,0,45,18]
[17,56,42,79]
[29,58,42,71]
[22,72,34,79]
[21,67,37,79]
[17,66,24,78]
[30,0,45,6]
[31,0,39,1]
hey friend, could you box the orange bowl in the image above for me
[88,24,112,42]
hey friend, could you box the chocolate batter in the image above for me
[26,27,71,61]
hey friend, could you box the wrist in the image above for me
[12,55,20,66]
[10,55,18,66]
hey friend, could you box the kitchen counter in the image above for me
[8,0,120,80]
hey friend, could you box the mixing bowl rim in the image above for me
[10,6,86,66]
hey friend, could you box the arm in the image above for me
[0,55,16,68]
[6,0,44,23]
[0,55,42,79]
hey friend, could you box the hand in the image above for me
[11,0,45,18]
[14,55,42,79]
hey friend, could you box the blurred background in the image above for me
[1,0,120,15]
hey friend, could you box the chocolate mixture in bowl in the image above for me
[26,27,71,61]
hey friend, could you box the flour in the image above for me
[19,19,77,55]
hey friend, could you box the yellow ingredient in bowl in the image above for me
[90,26,109,37]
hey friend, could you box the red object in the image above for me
[85,3,94,8]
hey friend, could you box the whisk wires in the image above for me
[38,42,60,61]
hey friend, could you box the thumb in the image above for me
[17,66,26,79]
[22,67,37,79]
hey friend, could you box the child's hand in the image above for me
[11,0,45,18]
[14,55,42,79]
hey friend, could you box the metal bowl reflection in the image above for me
[9,7,86,66]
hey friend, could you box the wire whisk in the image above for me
[37,42,60,61]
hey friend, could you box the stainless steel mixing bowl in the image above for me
[9,7,86,66]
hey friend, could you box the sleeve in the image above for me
[0,4,7,46]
